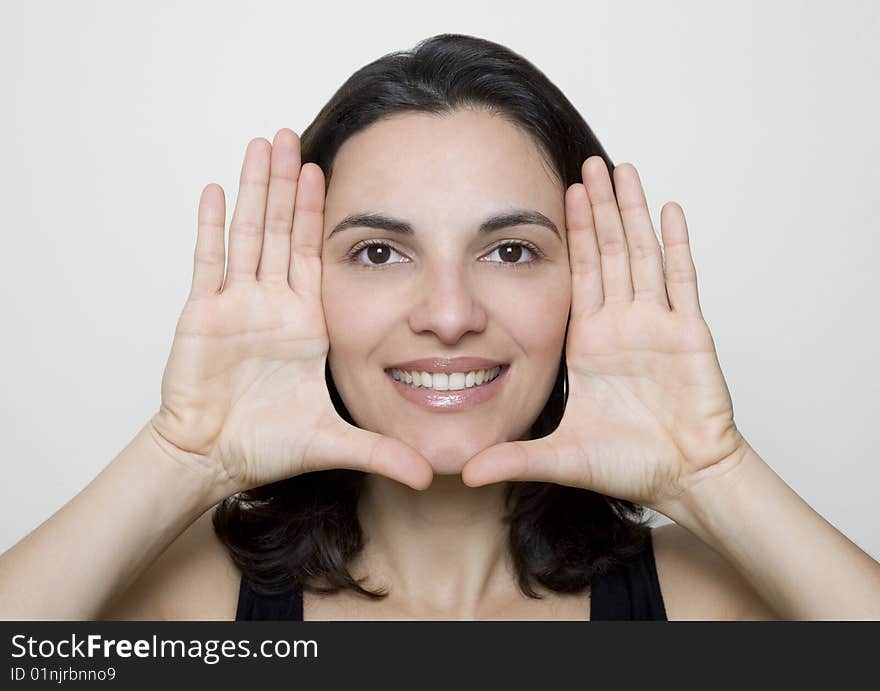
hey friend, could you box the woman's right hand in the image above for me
[149,129,433,495]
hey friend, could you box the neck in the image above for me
[354,473,517,617]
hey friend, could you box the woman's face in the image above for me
[321,109,572,475]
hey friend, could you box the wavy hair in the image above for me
[213,33,654,601]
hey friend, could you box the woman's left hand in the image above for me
[462,156,750,512]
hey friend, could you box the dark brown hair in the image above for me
[213,33,654,601]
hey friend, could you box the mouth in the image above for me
[383,363,511,411]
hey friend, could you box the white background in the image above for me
[1,0,878,562]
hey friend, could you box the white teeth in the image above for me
[389,366,503,391]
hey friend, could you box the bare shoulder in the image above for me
[98,506,241,621]
[651,522,781,620]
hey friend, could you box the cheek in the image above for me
[323,268,572,349]
[321,272,399,364]
[488,269,572,353]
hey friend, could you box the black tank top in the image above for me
[235,529,667,621]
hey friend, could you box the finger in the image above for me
[612,163,669,308]
[288,163,326,296]
[660,202,702,318]
[224,138,271,287]
[565,183,603,318]
[257,129,301,285]
[582,156,634,303]
[189,183,227,300]
[461,437,575,488]
[306,421,434,491]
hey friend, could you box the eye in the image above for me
[482,241,544,268]
[347,240,409,269]
[345,239,545,270]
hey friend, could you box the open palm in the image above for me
[151,130,432,494]
[462,157,748,510]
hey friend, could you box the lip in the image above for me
[385,363,510,411]
[385,356,508,374]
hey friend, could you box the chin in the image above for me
[404,437,492,477]
[428,458,470,476]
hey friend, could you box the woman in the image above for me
[1,34,877,621]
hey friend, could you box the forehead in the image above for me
[324,109,562,225]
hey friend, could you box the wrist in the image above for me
[142,419,242,509]
[652,441,764,529]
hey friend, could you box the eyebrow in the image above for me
[327,209,560,241]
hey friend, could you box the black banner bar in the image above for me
[2,621,875,687]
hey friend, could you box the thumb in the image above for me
[305,419,434,490]
[461,436,565,487]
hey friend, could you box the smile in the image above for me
[390,366,503,391]
[384,364,510,410]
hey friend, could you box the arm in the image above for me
[461,158,880,619]
[0,130,433,621]
[655,443,880,620]
[97,506,240,621]
[652,521,780,620]
[0,422,232,620]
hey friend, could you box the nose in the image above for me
[407,263,488,344]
